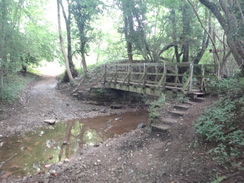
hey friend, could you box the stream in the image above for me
[0,110,148,178]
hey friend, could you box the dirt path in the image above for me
[0,76,126,137]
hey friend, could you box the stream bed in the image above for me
[0,110,148,178]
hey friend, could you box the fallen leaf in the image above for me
[10,165,20,169]
[34,142,40,146]
[44,164,52,169]
[27,146,33,151]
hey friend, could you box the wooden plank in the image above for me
[166,82,184,87]
[166,73,185,77]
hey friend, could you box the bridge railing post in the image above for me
[122,64,131,84]
[189,62,194,93]
[200,64,205,91]
[128,64,132,84]
[157,62,167,89]
[139,63,147,86]
[174,65,179,86]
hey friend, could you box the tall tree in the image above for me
[71,0,103,75]
[57,0,74,84]
[181,0,192,63]
[59,0,78,82]
[199,0,244,73]
[117,0,152,61]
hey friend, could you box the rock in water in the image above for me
[137,123,146,128]
[44,119,56,125]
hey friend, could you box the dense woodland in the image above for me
[0,0,243,84]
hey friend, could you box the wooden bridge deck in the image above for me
[100,62,216,96]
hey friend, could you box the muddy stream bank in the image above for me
[0,111,148,178]
[0,76,148,180]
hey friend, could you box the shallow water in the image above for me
[0,110,148,178]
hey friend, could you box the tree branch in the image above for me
[158,41,182,56]
[198,0,227,30]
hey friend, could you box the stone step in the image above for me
[192,91,205,95]
[191,89,202,92]
[161,118,178,125]
[151,123,171,131]
[192,97,205,102]
[169,110,186,117]
[183,100,196,105]
[173,104,190,111]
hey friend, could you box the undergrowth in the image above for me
[195,76,244,168]
[0,73,36,103]
[148,94,166,131]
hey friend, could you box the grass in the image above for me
[0,73,37,103]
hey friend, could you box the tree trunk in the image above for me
[80,42,88,74]
[127,40,133,62]
[181,2,191,63]
[57,0,74,84]
[60,0,78,82]
[124,15,133,62]
[199,0,244,73]
[0,0,7,86]
[193,10,210,64]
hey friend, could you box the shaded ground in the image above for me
[0,75,243,183]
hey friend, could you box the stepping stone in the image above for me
[110,104,123,109]
[151,123,171,131]
[161,118,177,125]
[169,110,186,117]
[174,104,190,111]
[44,119,56,125]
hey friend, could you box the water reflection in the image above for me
[0,110,148,179]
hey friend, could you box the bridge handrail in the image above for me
[100,62,217,94]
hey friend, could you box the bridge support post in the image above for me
[189,62,193,93]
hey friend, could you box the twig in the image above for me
[0,153,18,168]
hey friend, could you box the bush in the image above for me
[195,76,244,166]
[148,94,166,130]
[0,73,36,102]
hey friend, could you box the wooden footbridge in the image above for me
[100,62,217,96]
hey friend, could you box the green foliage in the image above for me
[148,94,166,129]
[0,73,36,102]
[0,0,57,83]
[71,0,104,55]
[208,76,244,97]
[210,174,226,183]
[195,77,244,166]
